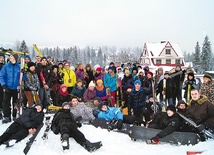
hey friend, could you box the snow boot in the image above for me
[61,133,69,150]
[82,140,102,152]
[2,117,11,124]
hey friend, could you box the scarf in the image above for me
[96,85,104,91]
[59,88,69,96]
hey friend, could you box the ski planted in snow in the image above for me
[23,123,44,155]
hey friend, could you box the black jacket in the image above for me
[51,109,79,134]
[15,107,44,129]
[149,112,181,138]
[157,78,176,98]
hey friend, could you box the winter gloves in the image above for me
[197,124,205,132]
[150,135,160,144]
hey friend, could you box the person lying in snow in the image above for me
[0,103,44,147]
[51,102,102,152]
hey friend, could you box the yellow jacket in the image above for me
[61,68,76,87]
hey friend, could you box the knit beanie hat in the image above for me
[125,70,130,74]
[203,74,212,81]
[147,71,153,77]
[134,80,142,86]
[108,66,113,70]
[166,105,176,113]
[176,100,187,107]
[96,67,102,72]
[35,103,43,108]
[164,71,170,75]
[12,53,19,62]
[98,102,107,111]
[62,102,70,108]
[27,62,36,68]
[96,79,103,85]
[88,81,96,87]
[40,57,47,62]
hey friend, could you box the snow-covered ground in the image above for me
[0,121,214,155]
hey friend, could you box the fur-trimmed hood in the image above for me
[190,95,208,105]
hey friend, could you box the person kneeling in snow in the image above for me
[0,103,44,147]
[51,102,102,152]
[147,105,181,144]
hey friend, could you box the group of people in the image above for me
[0,52,214,150]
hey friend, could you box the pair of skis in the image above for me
[23,114,54,154]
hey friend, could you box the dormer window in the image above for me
[165,49,171,55]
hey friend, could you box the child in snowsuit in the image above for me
[51,102,102,152]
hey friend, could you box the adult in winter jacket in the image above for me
[200,74,214,105]
[0,53,20,123]
[94,67,105,82]
[148,105,181,144]
[103,66,117,107]
[75,63,86,81]
[55,84,70,107]
[184,89,214,134]
[71,79,86,102]
[83,81,96,103]
[70,97,95,122]
[36,57,54,108]
[50,65,63,104]
[84,64,94,88]
[51,102,102,152]
[122,70,134,97]
[0,54,5,120]
[157,71,176,105]
[170,65,186,104]
[182,72,199,103]
[128,80,152,123]
[61,62,76,93]
[0,104,44,147]
[24,62,41,107]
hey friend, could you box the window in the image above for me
[156,59,161,64]
[175,59,180,64]
[166,59,171,64]
[165,49,171,55]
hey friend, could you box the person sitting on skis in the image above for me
[51,102,102,152]
[0,103,44,147]
[147,105,181,144]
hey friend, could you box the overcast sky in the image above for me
[0,0,213,53]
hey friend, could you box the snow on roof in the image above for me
[145,41,183,57]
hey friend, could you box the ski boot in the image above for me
[82,140,102,152]
[4,139,16,147]
[107,119,118,131]
[61,133,69,150]
[2,117,11,124]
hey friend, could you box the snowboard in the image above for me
[129,126,200,145]
[186,84,191,106]
[162,79,166,111]
[91,118,131,134]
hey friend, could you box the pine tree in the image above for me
[192,42,201,74]
[20,40,28,52]
[201,35,212,72]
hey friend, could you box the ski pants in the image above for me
[0,122,29,144]
[2,89,18,118]
[60,121,86,145]
[24,91,41,107]
[134,106,151,122]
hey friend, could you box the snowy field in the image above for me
[0,121,214,155]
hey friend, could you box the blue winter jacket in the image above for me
[98,107,123,121]
[103,73,117,92]
[0,62,20,89]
